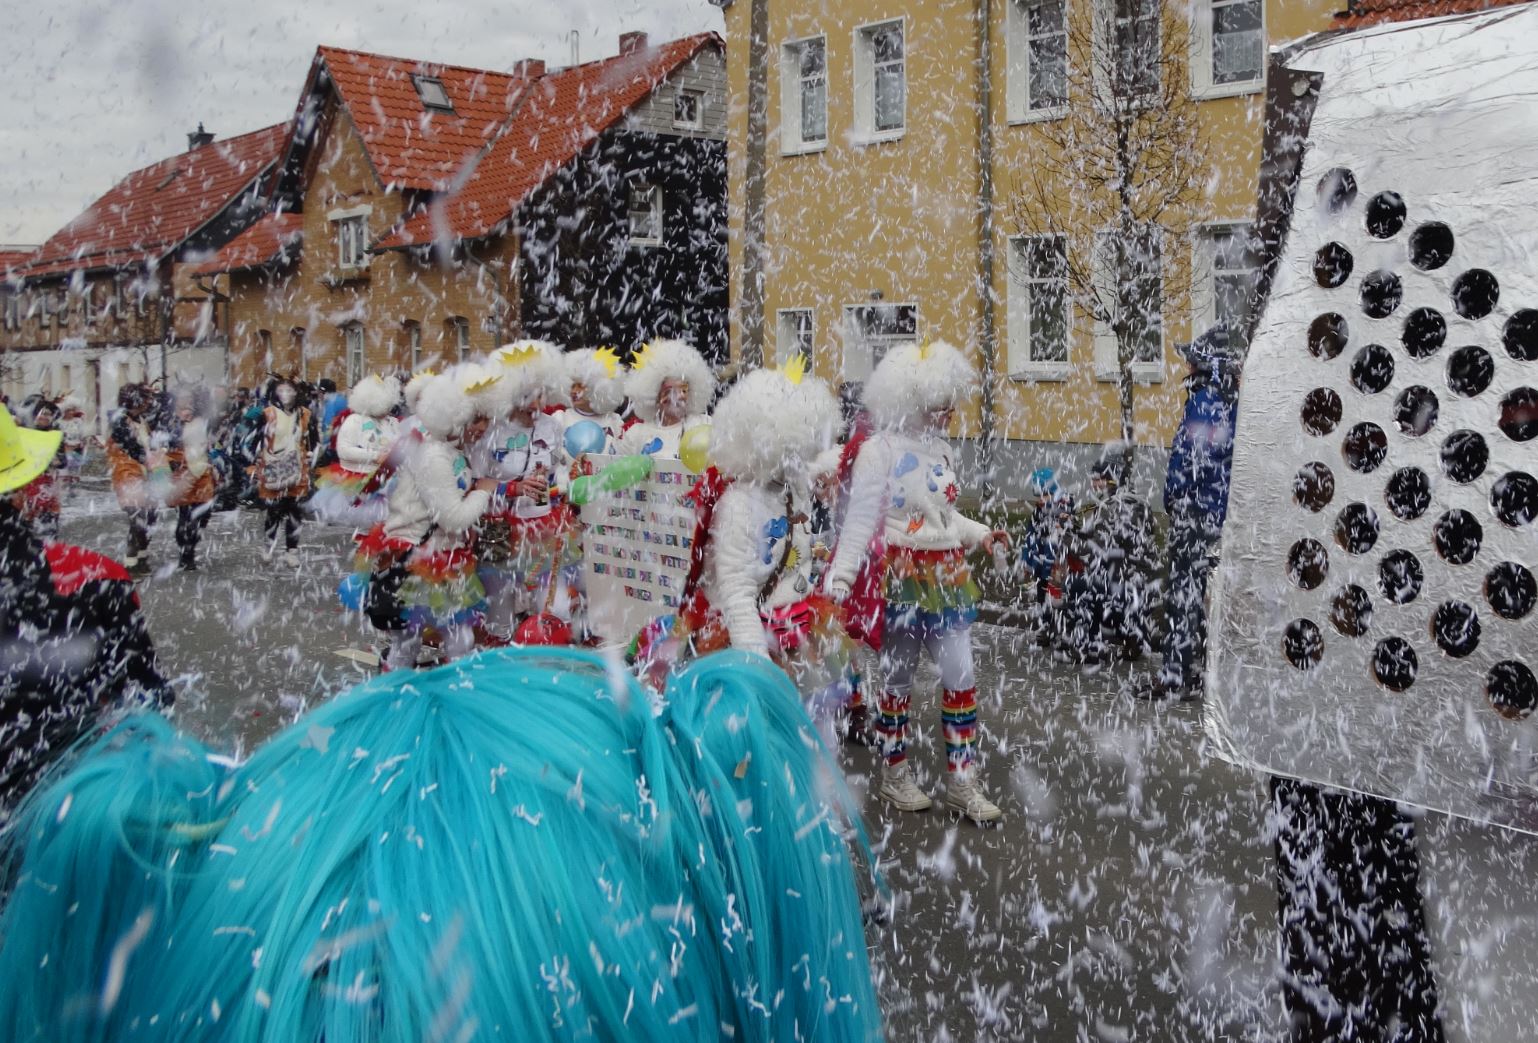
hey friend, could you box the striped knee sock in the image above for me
[876,689,910,766]
[942,687,979,773]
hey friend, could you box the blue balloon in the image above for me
[337,572,368,611]
[564,419,607,458]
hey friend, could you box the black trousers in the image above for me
[175,504,211,559]
[126,508,156,558]
[263,497,302,551]
[1270,777,1445,1043]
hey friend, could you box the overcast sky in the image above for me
[0,0,724,246]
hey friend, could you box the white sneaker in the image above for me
[945,775,1003,824]
[878,761,933,812]
[283,550,301,568]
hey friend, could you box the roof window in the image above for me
[413,75,454,113]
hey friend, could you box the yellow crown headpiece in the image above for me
[463,372,503,394]
[916,341,934,361]
[629,341,656,371]
[593,346,622,379]
[496,343,542,368]
[779,353,807,386]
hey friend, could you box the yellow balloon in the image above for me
[679,424,712,475]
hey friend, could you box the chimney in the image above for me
[513,58,546,78]
[187,123,215,150]
[618,31,648,56]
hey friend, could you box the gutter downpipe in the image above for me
[975,0,999,493]
[740,0,770,368]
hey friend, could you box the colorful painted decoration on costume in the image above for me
[762,515,790,565]
[564,420,607,458]
[641,437,664,455]
[894,452,919,477]
[679,424,712,475]
[337,572,367,611]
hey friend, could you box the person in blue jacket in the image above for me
[1153,325,1239,700]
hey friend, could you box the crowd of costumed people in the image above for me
[0,333,1026,1041]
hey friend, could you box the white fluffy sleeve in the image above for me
[829,439,890,590]
[414,447,490,536]
[711,488,773,657]
[951,512,993,549]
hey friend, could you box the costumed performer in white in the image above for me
[469,342,580,641]
[694,356,855,726]
[311,374,401,525]
[825,340,1009,823]
[552,346,627,467]
[617,338,714,459]
[358,366,499,671]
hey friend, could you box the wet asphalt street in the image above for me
[59,486,1290,1042]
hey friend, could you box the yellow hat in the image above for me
[0,406,62,494]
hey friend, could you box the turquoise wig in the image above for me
[0,649,881,1042]
[0,714,227,1043]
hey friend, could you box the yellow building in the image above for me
[715,0,1340,490]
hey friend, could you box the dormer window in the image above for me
[413,75,454,113]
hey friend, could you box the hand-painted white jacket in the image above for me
[703,481,815,657]
[336,413,399,473]
[469,415,560,520]
[616,415,708,460]
[551,407,622,467]
[383,437,489,550]
[829,431,991,589]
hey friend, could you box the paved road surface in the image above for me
[60,491,1289,1041]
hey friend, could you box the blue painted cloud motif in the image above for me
[761,516,790,565]
[642,437,664,455]
[893,452,919,478]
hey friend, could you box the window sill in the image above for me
[322,267,371,287]
[1095,363,1165,385]
[1010,365,1071,383]
[628,237,663,250]
[779,141,828,157]
[672,121,705,133]
[1006,107,1067,126]
[853,128,905,147]
[1192,79,1264,102]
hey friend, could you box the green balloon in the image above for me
[564,455,655,505]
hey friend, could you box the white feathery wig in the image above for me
[625,339,715,423]
[413,372,476,441]
[404,370,436,415]
[347,374,401,419]
[564,347,627,415]
[861,340,976,430]
[710,362,840,484]
[491,340,564,411]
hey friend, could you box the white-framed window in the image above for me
[779,36,828,154]
[1007,235,1070,380]
[405,321,422,370]
[1193,222,1257,353]
[853,19,905,142]
[344,324,366,386]
[81,282,96,326]
[35,290,50,329]
[53,287,69,327]
[104,276,123,321]
[131,275,154,317]
[291,327,308,380]
[335,212,369,270]
[257,329,273,367]
[2,293,18,331]
[672,88,703,130]
[1104,0,1159,100]
[841,302,917,382]
[1093,228,1163,382]
[627,183,663,246]
[1192,0,1264,97]
[413,75,454,113]
[450,316,470,362]
[774,308,815,368]
[1006,0,1068,122]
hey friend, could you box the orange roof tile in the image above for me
[375,33,720,250]
[1334,0,1531,28]
[194,212,303,274]
[19,124,288,279]
[0,249,36,276]
[316,46,531,191]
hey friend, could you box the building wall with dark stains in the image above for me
[516,127,729,365]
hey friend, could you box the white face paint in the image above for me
[276,387,296,407]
